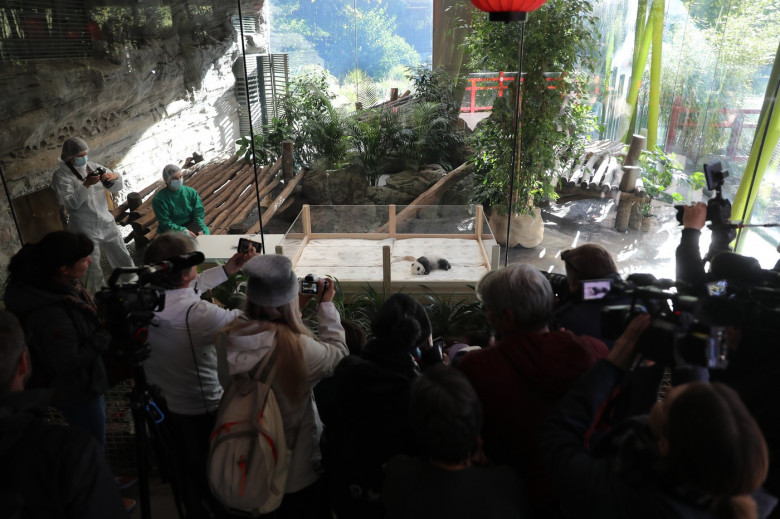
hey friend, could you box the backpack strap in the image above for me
[186,302,210,414]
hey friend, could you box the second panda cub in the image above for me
[411,255,452,275]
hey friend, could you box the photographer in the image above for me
[51,137,134,294]
[540,314,776,519]
[323,293,435,519]
[383,365,524,519]
[552,243,631,348]
[458,263,608,517]
[142,233,254,519]
[3,231,110,447]
[0,310,127,519]
[219,255,347,518]
[676,202,709,292]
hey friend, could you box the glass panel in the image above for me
[268,0,432,109]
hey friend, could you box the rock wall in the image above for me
[0,3,269,286]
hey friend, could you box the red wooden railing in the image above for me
[665,97,760,162]
[460,72,573,113]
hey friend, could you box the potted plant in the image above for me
[464,0,600,247]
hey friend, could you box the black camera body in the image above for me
[601,282,728,369]
[95,264,169,363]
[89,166,115,189]
[301,273,328,294]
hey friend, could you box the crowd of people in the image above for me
[0,137,778,519]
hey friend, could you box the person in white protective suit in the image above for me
[51,137,134,294]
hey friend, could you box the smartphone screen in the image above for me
[706,279,728,297]
[582,279,611,300]
[237,237,262,254]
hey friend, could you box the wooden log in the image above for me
[589,156,612,190]
[282,140,294,180]
[201,167,256,218]
[624,134,646,167]
[619,164,640,192]
[209,176,278,233]
[376,162,474,233]
[247,169,308,232]
[602,159,623,192]
[573,153,601,187]
[615,192,634,232]
[111,180,164,219]
[565,153,588,187]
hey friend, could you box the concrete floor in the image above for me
[505,197,697,282]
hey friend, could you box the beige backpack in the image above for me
[207,346,290,515]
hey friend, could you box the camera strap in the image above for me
[65,161,85,181]
[186,303,210,415]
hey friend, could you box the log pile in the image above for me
[114,154,292,247]
[555,140,629,203]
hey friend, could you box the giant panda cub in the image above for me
[411,255,452,275]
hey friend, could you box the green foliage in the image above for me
[464,0,600,213]
[270,0,421,79]
[396,66,467,170]
[635,147,706,204]
[419,288,488,342]
[203,271,247,310]
[346,108,402,186]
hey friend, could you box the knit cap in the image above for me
[244,255,299,308]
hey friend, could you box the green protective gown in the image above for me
[152,185,210,235]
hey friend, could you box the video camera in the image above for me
[94,251,204,363]
[601,282,727,369]
[675,160,735,261]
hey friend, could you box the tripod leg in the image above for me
[147,411,187,519]
[130,401,152,519]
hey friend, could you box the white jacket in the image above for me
[220,302,347,493]
[145,267,242,415]
[51,159,124,242]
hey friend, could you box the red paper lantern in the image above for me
[470,0,548,22]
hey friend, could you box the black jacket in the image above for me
[0,389,126,518]
[539,360,776,519]
[4,280,109,406]
[321,342,420,519]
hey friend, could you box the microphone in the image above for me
[162,251,205,271]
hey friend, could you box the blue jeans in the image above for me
[58,394,107,451]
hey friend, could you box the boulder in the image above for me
[302,164,368,205]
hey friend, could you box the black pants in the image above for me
[165,411,218,519]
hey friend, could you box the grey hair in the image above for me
[162,164,182,183]
[0,310,26,393]
[60,137,89,162]
[476,263,553,331]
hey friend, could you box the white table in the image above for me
[196,234,284,261]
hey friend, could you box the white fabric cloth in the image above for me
[51,159,134,293]
[220,302,347,493]
[145,267,242,415]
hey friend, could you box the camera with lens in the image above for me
[89,166,115,189]
[601,282,728,369]
[95,267,166,363]
[674,160,734,261]
[300,273,328,295]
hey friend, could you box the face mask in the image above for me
[169,179,182,191]
[73,155,88,167]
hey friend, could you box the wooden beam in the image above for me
[376,162,473,233]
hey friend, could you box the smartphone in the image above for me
[582,279,612,301]
[432,337,444,361]
[706,279,728,297]
[237,237,262,254]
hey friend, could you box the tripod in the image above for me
[122,344,186,519]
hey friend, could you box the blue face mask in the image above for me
[169,179,182,191]
[73,155,88,167]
